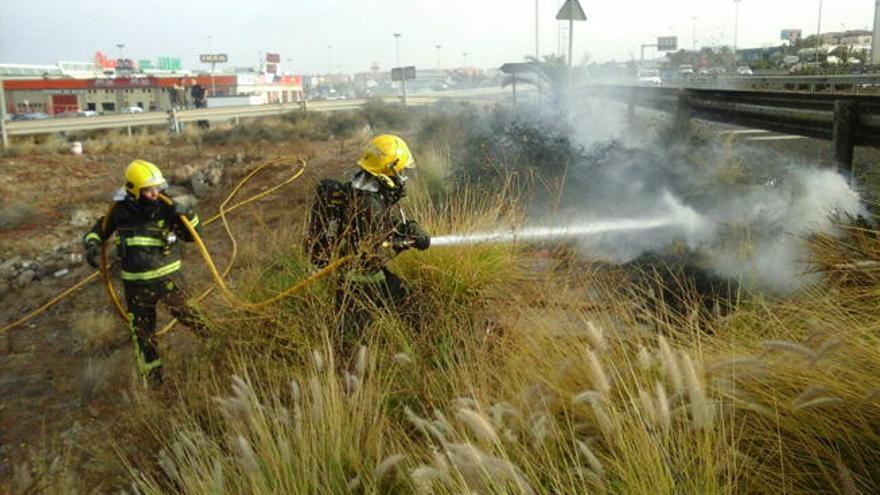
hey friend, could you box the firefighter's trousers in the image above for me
[123,278,208,376]
[335,267,408,355]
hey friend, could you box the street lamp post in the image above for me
[206,36,216,96]
[872,0,880,64]
[733,0,741,62]
[326,44,333,75]
[462,52,469,67]
[691,16,698,52]
[816,0,824,64]
[535,0,540,59]
[393,33,402,67]
[435,44,442,69]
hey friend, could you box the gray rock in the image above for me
[53,269,70,278]
[191,172,211,198]
[69,209,92,227]
[42,261,63,275]
[30,263,47,280]
[165,185,193,198]
[173,194,199,210]
[0,256,22,279]
[169,164,198,186]
[15,270,35,289]
[205,167,223,186]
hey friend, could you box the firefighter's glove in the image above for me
[174,202,194,218]
[85,241,101,269]
[405,221,431,251]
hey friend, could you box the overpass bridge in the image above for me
[587,83,880,175]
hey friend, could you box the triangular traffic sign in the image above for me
[556,0,587,21]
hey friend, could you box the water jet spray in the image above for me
[432,191,707,248]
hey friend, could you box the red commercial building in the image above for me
[2,74,303,116]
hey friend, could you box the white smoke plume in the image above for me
[556,99,868,293]
[446,95,868,293]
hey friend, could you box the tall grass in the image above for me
[105,173,880,494]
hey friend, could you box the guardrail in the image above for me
[590,85,880,172]
[2,89,509,139]
[680,74,880,94]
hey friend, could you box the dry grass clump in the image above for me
[82,128,170,154]
[0,200,39,230]
[129,347,409,494]
[70,310,122,353]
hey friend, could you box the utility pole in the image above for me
[393,33,402,67]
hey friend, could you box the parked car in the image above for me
[78,110,99,117]
[736,66,754,76]
[679,64,695,78]
[121,106,144,114]
[637,69,662,86]
[11,112,50,121]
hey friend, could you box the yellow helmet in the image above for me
[124,159,166,199]
[357,134,414,188]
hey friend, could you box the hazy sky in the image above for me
[0,0,875,73]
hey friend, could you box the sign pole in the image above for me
[512,73,518,105]
[556,0,586,67]
[402,78,408,108]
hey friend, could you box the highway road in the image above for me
[3,86,518,137]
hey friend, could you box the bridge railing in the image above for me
[590,84,880,173]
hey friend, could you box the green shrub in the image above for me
[360,99,410,132]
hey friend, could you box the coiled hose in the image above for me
[1,155,351,335]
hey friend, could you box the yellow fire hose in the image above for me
[1,155,350,335]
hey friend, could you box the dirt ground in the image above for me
[0,137,358,488]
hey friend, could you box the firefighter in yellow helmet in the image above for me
[82,160,208,387]
[306,135,430,350]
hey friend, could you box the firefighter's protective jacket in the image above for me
[83,195,200,283]
[342,172,427,278]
